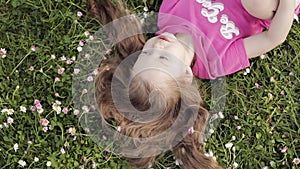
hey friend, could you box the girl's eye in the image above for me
[159,56,168,60]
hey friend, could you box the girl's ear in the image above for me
[184,66,193,84]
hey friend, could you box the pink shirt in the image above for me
[156,0,273,79]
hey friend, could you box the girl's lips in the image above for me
[158,36,170,42]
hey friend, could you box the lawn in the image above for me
[0,0,299,168]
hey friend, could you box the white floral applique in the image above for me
[196,0,240,40]
[196,0,224,23]
[220,14,240,40]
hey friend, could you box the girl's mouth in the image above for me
[158,36,170,42]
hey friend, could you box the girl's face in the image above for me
[132,33,194,85]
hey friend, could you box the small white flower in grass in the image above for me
[117,126,122,132]
[79,41,84,46]
[73,109,79,116]
[233,115,238,120]
[61,55,66,61]
[60,148,65,154]
[262,166,268,169]
[232,162,238,168]
[225,142,233,149]
[89,35,94,41]
[64,142,69,148]
[39,118,49,126]
[66,59,73,65]
[246,68,250,74]
[35,103,42,109]
[74,68,80,74]
[7,117,14,124]
[246,110,251,115]
[77,46,83,52]
[27,140,32,144]
[270,161,275,166]
[1,54,6,58]
[143,6,149,12]
[293,158,300,165]
[7,109,14,115]
[31,106,36,111]
[260,54,266,59]
[31,45,37,51]
[1,108,8,114]
[14,143,18,152]
[68,127,76,135]
[204,149,216,160]
[55,77,61,82]
[84,31,90,36]
[84,128,90,133]
[255,83,261,89]
[79,166,84,169]
[270,76,275,83]
[42,127,48,132]
[18,160,27,167]
[83,157,89,164]
[51,54,56,59]
[209,129,214,134]
[93,69,99,75]
[188,126,194,135]
[34,157,39,162]
[37,108,44,114]
[143,12,148,18]
[82,106,89,112]
[280,146,288,153]
[218,111,224,119]
[3,123,8,128]
[52,101,62,114]
[0,124,3,129]
[77,11,83,17]
[62,108,68,114]
[105,49,112,55]
[236,126,242,130]
[82,89,88,94]
[268,93,273,98]
[58,68,65,75]
[71,56,76,61]
[87,76,93,82]
[0,48,7,55]
[34,99,41,105]
[232,146,236,152]
[175,159,179,166]
[243,71,248,76]
[20,106,26,112]
[46,161,52,167]
[166,167,172,169]
[92,161,96,168]
[232,136,236,141]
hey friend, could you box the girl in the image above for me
[89,0,300,168]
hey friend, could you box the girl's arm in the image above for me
[243,0,295,59]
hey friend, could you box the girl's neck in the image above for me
[175,33,195,66]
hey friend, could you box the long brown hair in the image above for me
[89,0,222,168]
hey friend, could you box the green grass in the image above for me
[0,0,299,168]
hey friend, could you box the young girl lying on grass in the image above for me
[88,0,300,168]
